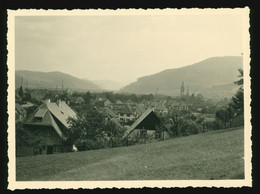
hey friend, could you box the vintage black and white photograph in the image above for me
[7,8,251,189]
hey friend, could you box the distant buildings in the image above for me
[70,96,85,105]
[104,99,112,107]
[165,100,189,111]
[15,83,220,157]
[150,101,168,116]
[111,103,135,123]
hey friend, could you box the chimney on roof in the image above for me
[57,99,61,106]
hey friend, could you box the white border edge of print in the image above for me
[7,7,252,190]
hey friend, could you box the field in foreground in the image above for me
[16,127,244,181]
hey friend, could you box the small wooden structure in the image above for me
[123,108,171,144]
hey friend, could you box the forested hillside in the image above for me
[121,56,243,96]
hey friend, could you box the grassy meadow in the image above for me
[16,127,244,181]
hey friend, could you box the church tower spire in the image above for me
[186,86,189,96]
[180,81,185,97]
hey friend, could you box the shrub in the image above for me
[177,118,202,136]
[212,119,225,130]
[231,114,244,127]
[74,139,97,151]
[203,121,214,131]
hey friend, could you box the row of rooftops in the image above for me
[16,98,182,142]
[16,97,189,125]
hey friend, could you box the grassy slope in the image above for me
[16,127,244,181]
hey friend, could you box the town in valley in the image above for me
[15,62,244,156]
[12,11,248,182]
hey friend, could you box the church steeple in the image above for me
[186,86,189,96]
[180,81,185,97]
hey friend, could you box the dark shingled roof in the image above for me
[122,108,160,139]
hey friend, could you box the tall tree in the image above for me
[83,91,91,105]
[23,88,32,101]
[226,106,235,128]
[231,88,244,115]
[216,109,228,129]
[234,68,243,87]
[104,92,115,103]
[18,86,24,97]
[231,69,244,115]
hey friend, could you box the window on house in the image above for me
[34,117,42,122]
[54,145,61,153]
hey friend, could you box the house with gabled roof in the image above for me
[104,99,112,107]
[19,101,38,117]
[127,103,144,118]
[126,99,134,105]
[166,99,189,111]
[70,96,85,105]
[115,99,123,104]
[23,100,77,155]
[20,101,35,109]
[104,107,118,119]
[136,103,146,112]
[111,103,135,123]
[116,105,135,123]
[123,108,171,143]
[15,103,27,121]
[178,101,189,110]
[95,106,118,120]
[150,101,168,116]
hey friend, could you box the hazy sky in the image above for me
[15,14,243,83]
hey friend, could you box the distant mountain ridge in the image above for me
[87,79,126,91]
[16,56,243,98]
[121,56,243,97]
[15,70,101,90]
